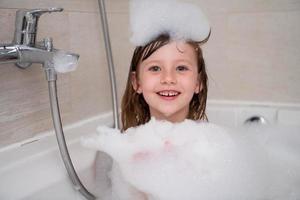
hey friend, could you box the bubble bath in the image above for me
[82,118,300,200]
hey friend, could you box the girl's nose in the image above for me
[160,69,177,85]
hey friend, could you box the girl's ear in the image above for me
[195,83,203,94]
[131,72,142,93]
[194,83,200,94]
[194,75,203,94]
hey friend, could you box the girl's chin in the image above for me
[157,95,179,101]
[150,112,187,123]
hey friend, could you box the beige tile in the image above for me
[106,0,129,13]
[0,64,53,147]
[0,0,99,13]
[37,12,71,49]
[0,9,16,43]
[0,0,129,14]
[222,11,300,102]
[202,13,229,99]
[186,0,300,13]
[68,12,112,118]
[283,11,300,102]
[107,12,133,101]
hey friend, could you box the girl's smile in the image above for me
[157,90,180,100]
[132,41,200,122]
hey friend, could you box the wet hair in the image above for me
[121,33,210,131]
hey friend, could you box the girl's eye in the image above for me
[148,66,161,72]
[176,65,189,71]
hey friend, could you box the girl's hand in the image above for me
[131,139,174,161]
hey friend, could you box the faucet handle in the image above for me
[13,8,64,46]
[25,8,63,17]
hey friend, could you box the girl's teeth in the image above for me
[158,91,179,97]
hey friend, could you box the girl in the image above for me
[120,0,211,131]
[83,1,212,199]
[121,33,210,131]
[83,1,300,199]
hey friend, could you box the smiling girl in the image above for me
[121,33,209,131]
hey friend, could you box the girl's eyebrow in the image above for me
[174,59,195,65]
[141,59,161,66]
[142,59,195,66]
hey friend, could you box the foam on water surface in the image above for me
[82,118,300,200]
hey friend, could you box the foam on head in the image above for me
[129,0,210,46]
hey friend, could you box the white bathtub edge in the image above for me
[207,99,300,108]
[0,111,113,153]
[0,111,113,173]
[0,111,114,199]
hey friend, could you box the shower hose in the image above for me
[47,71,96,200]
[46,0,119,199]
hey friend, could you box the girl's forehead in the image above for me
[143,41,197,62]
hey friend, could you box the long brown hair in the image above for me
[121,34,209,131]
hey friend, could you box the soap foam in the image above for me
[82,118,300,200]
[52,50,79,73]
[129,0,210,46]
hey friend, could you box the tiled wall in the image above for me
[194,0,300,103]
[0,0,299,148]
[0,0,121,147]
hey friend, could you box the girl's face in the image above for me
[132,41,200,122]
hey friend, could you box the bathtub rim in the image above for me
[1,99,299,153]
[0,111,113,172]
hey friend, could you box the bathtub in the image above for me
[0,101,299,200]
[0,113,113,200]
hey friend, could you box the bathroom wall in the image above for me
[0,0,120,147]
[193,0,300,103]
[108,0,300,104]
[0,0,299,148]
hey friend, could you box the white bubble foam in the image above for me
[129,0,210,46]
[52,50,79,73]
[82,118,300,200]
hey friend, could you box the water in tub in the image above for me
[82,117,300,200]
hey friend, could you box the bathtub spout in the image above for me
[0,44,19,64]
[1,39,79,75]
[0,40,54,68]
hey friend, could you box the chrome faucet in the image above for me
[13,8,63,47]
[0,7,77,72]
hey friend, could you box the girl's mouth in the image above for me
[157,91,180,98]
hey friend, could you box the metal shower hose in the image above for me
[48,0,119,199]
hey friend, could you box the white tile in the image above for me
[206,106,237,127]
[277,109,300,126]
